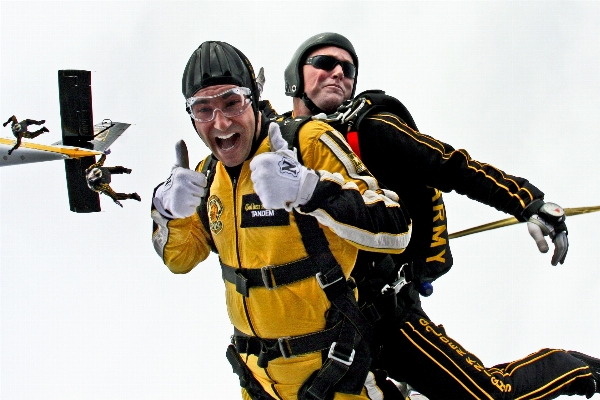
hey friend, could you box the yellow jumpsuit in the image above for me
[152,120,412,399]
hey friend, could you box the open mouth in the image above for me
[216,132,240,151]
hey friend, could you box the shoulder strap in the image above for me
[271,112,313,164]
[352,89,418,132]
[197,154,218,253]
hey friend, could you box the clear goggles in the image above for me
[186,86,252,122]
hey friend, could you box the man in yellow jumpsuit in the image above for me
[151,41,412,399]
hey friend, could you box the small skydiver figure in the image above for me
[85,150,141,207]
[3,115,49,155]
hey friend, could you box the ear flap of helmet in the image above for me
[284,32,359,98]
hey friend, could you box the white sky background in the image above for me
[1,1,599,399]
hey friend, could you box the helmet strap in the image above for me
[301,93,327,115]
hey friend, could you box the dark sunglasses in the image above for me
[305,55,356,79]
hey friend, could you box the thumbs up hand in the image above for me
[153,140,207,219]
[250,123,319,211]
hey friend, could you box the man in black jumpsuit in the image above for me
[280,32,600,399]
[3,115,49,155]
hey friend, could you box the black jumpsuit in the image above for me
[3,116,47,155]
[341,112,597,400]
[85,154,139,207]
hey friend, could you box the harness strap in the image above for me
[359,291,398,323]
[220,256,323,297]
[233,321,345,368]
[294,210,372,342]
[197,155,218,253]
[303,318,360,399]
[234,319,364,399]
[226,344,276,400]
[292,210,373,398]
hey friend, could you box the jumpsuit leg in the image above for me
[96,184,124,207]
[114,192,141,202]
[376,312,596,400]
[103,167,138,202]
[106,166,132,174]
[22,127,48,139]
[24,119,45,125]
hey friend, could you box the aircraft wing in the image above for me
[52,120,131,153]
[0,119,128,168]
[0,137,102,167]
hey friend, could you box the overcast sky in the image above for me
[1,1,599,399]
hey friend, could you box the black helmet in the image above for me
[182,41,259,108]
[284,32,359,98]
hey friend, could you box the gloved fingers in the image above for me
[551,231,569,265]
[152,197,171,218]
[251,179,276,209]
[249,152,279,174]
[173,167,207,187]
[186,172,207,189]
[181,200,202,210]
[185,191,204,200]
[250,151,304,210]
[154,165,206,219]
[156,193,201,219]
[527,221,549,253]
[250,152,300,182]
[174,140,190,169]
[291,169,319,209]
[268,122,290,154]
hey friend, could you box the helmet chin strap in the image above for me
[302,93,327,115]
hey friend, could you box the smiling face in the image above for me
[192,84,260,167]
[301,46,355,113]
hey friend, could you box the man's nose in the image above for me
[331,63,345,79]
[212,109,233,130]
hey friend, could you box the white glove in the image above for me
[249,123,319,211]
[153,140,207,219]
[527,202,569,265]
